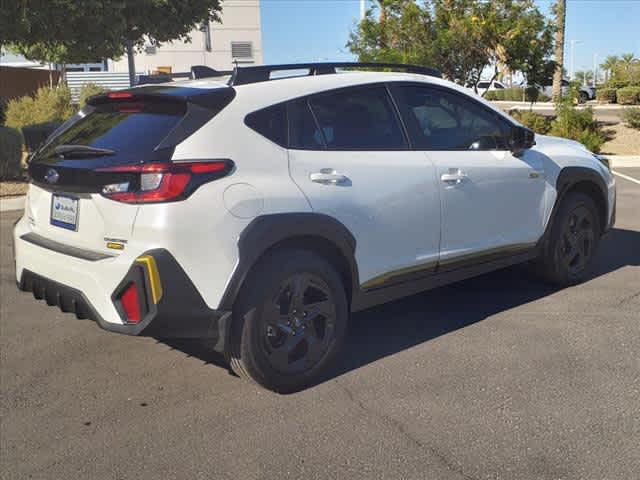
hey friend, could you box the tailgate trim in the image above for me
[21,232,114,261]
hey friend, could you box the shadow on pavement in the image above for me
[161,227,640,391]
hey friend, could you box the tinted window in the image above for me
[393,85,511,150]
[493,82,505,89]
[477,82,490,89]
[39,102,186,163]
[309,86,406,150]
[288,98,324,149]
[245,104,287,146]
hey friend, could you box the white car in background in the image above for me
[14,62,616,392]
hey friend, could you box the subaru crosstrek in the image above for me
[14,63,616,392]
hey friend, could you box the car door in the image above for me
[287,85,441,289]
[391,83,546,269]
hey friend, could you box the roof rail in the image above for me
[226,62,442,86]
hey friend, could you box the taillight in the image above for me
[97,160,233,204]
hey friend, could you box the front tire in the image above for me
[538,192,601,286]
[229,249,348,392]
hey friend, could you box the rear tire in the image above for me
[579,91,589,104]
[536,192,601,286]
[228,249,348,393]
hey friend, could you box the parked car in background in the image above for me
[472,80,506,96]
[538,79,596,103]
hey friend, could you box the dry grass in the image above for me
[601,123,640,155]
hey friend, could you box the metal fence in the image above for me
[66,71,133,102]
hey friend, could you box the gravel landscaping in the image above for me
[601,123,640,155]
[0,182,28,198]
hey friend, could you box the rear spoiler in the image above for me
[87,86,235,111]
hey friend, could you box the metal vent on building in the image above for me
[231,41,253,59]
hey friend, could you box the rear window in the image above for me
[38,101,186,163]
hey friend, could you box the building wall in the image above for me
[108,0,262,74]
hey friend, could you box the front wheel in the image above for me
[537,192,601,286]
[228,249,348,392]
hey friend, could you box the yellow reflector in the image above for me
[106,242,125,250]
[136,255,163,304]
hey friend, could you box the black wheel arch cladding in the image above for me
[218,213,359,311]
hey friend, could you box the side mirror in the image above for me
[510,126,535,155]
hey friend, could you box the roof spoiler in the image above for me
[190,65,234,80]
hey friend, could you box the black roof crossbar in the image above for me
[224,62,441,86]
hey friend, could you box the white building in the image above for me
[108,0,263,74]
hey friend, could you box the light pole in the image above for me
[569,39,582,80]
[593,53,598,86]
[360,0,366,20]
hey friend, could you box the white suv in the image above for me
[14,63,616,392]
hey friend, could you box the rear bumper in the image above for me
[15,240,231,352]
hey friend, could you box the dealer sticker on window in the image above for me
[50,194,79,231]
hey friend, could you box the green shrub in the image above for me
[596,88,617,103]
[78,83,109,108]
[549,103,606,153]
[485,87,549,103]
[622,107,640,129]
[0,126,24,181]
[616,86,640,105]
[4,86,75,132]
[510,110,551,134]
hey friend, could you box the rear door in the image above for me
[287,85,441,289]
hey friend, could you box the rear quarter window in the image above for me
[245,104,287,146]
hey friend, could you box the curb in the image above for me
[0,195,26,212]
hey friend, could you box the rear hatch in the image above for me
[26,85,235,255]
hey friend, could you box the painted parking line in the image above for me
[612,170,640,185]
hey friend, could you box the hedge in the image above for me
[596,88,617,103]
[616,86,640,105]
[623,107,640,129]
[0,126,24,181]
[485,87,550,103]
[509,110,551,135]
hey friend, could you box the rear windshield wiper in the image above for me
[54,145,116,158]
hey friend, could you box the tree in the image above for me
[3,1,223,86]
[600,55,619,83]
[348,0,554,95]
[574,70,593,86]
[551,0,566,100]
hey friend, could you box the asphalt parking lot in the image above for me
[1,170,639,480]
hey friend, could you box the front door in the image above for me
[391,83,546,268]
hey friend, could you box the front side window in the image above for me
[393,85,511,150]
[308,86,406,150]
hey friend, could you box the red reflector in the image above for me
[189,162,227,173]
[120,283,141,324]
[108,91,134,99]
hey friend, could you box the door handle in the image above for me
[310,169,348,185]
[441,169,468,185]
[529,170,543,179]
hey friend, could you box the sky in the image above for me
[260,0,640,78]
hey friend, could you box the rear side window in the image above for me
[308,86,406,150]
[39,101,186,163]
[287,98,324,149]
[245,104,287,146]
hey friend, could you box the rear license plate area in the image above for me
[50,194,79,231]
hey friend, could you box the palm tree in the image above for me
[600,55,619,83]
[620,52,638,65]
[574,70,594,86]
[552,0,566,100]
